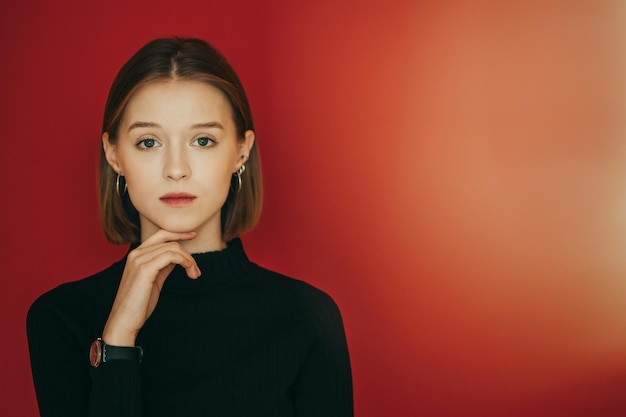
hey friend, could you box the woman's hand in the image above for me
[101,230,201,347]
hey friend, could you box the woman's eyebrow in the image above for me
[128,121,160,131]
[127,121,224,131]
[191,122,224,130]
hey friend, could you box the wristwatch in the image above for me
[89,338,143,367]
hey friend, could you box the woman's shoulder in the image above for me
[246,263,344,320]
[26,258,127,362]
[249,263,331,295]
[28,257,125,318]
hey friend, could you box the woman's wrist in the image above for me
[102,322,138,347]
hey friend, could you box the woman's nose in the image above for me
[163,147,191,180]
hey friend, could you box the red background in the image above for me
[2,1,626,416]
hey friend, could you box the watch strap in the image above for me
[90,338,143,367]
[103,342,143,363]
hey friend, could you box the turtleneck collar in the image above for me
[128,238,253,292]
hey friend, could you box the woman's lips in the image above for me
[159,193,197,207]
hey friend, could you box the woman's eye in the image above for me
[193,136,215,147]
[138,138,159,149]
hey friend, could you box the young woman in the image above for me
[26,37,353,417]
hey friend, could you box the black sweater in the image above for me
[26,239,353,417]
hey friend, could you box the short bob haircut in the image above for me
[99,37,262,244]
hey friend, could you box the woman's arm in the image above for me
[27,297,142,417]
[27,230,200,417]
[102,231,200,347]
[27,298,94,417]
[293,295,354,417]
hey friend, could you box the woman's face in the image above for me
[103,80,254,250]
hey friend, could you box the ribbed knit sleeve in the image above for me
[88,361,142,417]
[27,296,92,417]
[27,295,142,417]
[26,258,143,417]
[292,286,353,417]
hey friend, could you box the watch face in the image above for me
[89,339,102,367]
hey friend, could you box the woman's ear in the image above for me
[235,130,255,170]
[102,132,122,174]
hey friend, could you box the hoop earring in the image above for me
[116,173,127,196]
[234,164,246,192]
